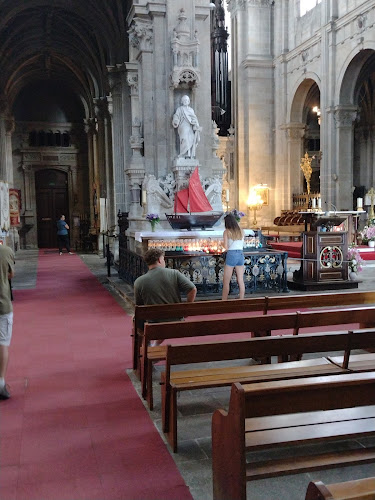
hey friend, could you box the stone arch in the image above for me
[287,77,321,201]
[289,75,321,123]
[338,48,375,192]
[337,47,375,105]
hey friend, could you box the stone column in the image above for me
[107,65,127,216]
[127,118,145,218]
[5,117,15,185]
[128,17,154,176]
[285,123,305,203]
[84,118,98,232]
[334,106,357,209]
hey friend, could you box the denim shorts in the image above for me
[225,250,244,267]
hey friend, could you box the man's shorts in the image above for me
[225,250,245,267]
[0,312,13,346]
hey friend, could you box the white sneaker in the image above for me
[69,252,73,255]
[59,252,62,255]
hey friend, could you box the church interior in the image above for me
[2,0,375,499]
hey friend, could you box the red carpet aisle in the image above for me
[0,252,192,500]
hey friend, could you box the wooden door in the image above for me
[35,169,69,248]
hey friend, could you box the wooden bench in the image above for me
[212,372,375,500]
[132,290,375,373]
[305,477,375,499]
[143,306,375,409]
[161,328,375,452]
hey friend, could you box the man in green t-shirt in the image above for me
[0,244,15,400]
[134,249,197,345]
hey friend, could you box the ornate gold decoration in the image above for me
[366,187,375,220]
[300,152,312,195]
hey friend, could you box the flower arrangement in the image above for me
[230,209,245,222]
[360,224,375,243]
[347,245,364,274]
[146,213,160,231]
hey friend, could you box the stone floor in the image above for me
[12,250,375,500]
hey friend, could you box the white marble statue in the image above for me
[172,95,202,158]
[204,176,223,212]
[143,174,173,215]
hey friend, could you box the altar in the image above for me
[117,221,289,296]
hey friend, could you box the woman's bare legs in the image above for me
[222,265,233,300]
[235,265,245,299]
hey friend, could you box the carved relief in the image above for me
[128,18,153,51]
[170,9,200,88]
[357,14,367,30]
[126,72,139,96]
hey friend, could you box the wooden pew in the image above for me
[143,306,375,409]
[132,290,375,373]
[305,477,375,500]
[161,328,375,452]
[212,372,375,500]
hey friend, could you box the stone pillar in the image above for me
[334,106,357,209]
[285,123,305,203]
[84,118,98,232]
[107,65,127,217]
[127,118,145,218]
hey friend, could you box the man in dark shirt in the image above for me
[57,215,73,255]
[134,249,197,345]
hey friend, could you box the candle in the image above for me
[311,198,316,209]
[317,198,322,209]
[357,197,363,210]
[226,189,230,202]
[142,190,147,206]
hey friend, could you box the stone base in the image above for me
[288,279,359,291]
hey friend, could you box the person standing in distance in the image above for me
[57,215,73,255]
[222,213,245,300]
[0,243,15,400]
[134,249,197,346]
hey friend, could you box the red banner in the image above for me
[9,189,21,226]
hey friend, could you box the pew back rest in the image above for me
[164,331,353,368]
[134,291,375,330]
[238,372,375,419]
[144,306,375,343]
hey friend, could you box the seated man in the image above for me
[134,248,197,346]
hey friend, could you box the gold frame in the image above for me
[255,186,269,206]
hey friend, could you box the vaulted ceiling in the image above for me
[0,0,129,115]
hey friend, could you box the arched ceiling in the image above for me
[0,0,129,115]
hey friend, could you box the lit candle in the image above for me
[311,198,316,209]
[317,198,322,209]
[226,189,230,202]
[142,190,147,206]
[357,197,363,210]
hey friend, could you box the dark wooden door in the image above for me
[35,169,69,248]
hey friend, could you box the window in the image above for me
[300,0,321,16]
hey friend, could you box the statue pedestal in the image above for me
[172,158,200,188]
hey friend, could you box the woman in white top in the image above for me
[222,213,245,300]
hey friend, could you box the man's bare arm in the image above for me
[186,287,197,303]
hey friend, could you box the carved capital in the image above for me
[84,118,97,135]
[334,107,358,128]
[128,18,153,52]
[126,72,139,96]
[283,123,305,140]
[5,118,15,134]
